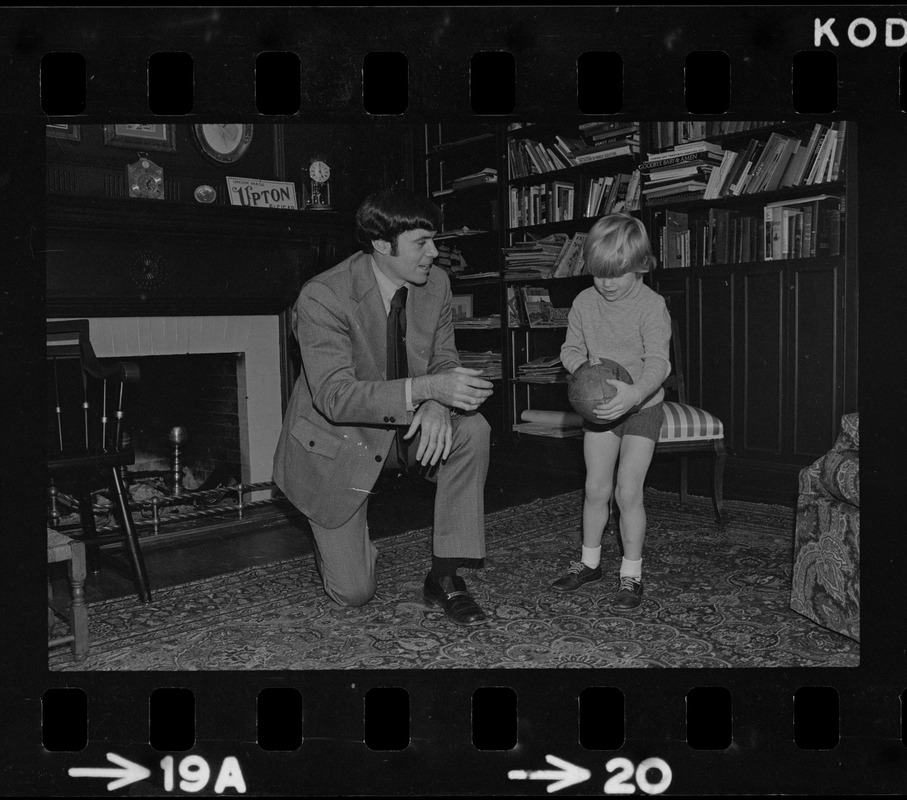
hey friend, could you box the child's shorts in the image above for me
[583,401,664,441]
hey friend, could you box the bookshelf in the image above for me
[642,120,856,474]
[504,121,643,438]
[419,122,508,436]
[411,119,857,496]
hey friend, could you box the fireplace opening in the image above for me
[124,352,245,491]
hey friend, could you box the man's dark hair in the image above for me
[355,186,443,254]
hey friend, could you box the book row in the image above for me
[649,120,786,151]
[654,195,844,268]
[508,172,640,229]
[508,123,640,178]
[700,122,847,201]
[639,122,847,206]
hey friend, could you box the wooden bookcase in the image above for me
[413,119,858,501]
[416,122,509,439]
[503,121,642,437]
[644,121,856,486]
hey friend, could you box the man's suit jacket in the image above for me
[273,250,461,529]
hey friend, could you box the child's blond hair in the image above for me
[583,212,656,278]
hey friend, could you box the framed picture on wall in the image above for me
[451,294,474,321]
[103,123,176,152]
[46,123,81,141]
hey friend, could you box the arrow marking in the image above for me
[508,754,591,793]
[69,752,151,791]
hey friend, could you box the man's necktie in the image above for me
[387,286,409,464]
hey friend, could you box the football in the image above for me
[567,358,634,423]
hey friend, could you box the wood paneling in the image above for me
[741,268,785,456]
[790,261,843,458]
[696,272,735,450]
[46,195,349,317]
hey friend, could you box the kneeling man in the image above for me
[273,187,495,625]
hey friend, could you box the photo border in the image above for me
[4,5,903,797]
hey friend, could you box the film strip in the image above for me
[3,4,905,796]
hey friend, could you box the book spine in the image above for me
[763,205,774,261]
[829,207,842,256]
[830,121,847,181]
[804,204,815,258]
[573,146,632,165]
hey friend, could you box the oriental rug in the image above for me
[49,489,859,671]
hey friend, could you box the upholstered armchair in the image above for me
[790,413,860,642]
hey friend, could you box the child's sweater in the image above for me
[560,278,672,409]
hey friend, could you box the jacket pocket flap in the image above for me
[290,417,342,459]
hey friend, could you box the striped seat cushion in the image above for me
[660,401,724,442]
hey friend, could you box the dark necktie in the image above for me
[387,286,409,464]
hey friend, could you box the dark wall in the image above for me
[46,121,411,219]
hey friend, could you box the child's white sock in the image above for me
[582,545,602,569]
[620,557,642,580]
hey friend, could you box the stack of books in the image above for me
[507,123,640,177]
[640,141,726,205]
[434,242,468,275]
[512,408,583,438]
[516,355,568,383]
[571,121,641,164]
[449,168,497,190]
[458,349,502,380]
[453,314,501,330]
[503,234,571,279]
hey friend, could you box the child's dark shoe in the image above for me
[610,576,643,611]
[551,562,602,592]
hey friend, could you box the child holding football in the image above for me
[552,213,672,611]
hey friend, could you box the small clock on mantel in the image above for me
[304,156,332,210]
[194,124,254,163]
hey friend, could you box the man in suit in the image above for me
[273,187,495,625]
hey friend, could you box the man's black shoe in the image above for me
[423,572,487,626]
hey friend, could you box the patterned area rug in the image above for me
[49,489,859,670]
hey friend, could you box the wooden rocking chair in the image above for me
[47,319,152,603]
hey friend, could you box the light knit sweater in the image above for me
[560,278,672,409]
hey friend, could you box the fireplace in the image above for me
[126,352,244,488]
[45,193,351,520]
[53,315,284,502]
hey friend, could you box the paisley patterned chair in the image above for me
[790,413,859,642]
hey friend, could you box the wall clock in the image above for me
[127,154,164,199]
[194,124,254,163]
[304,157,332,210]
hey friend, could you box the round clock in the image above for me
[309,160,331,183]
[194,123,254,163]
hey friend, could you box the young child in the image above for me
[552,212,672,611]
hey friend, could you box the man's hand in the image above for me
[403,400,452,467]
[412,368,493,412]
[593,381,643,421]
